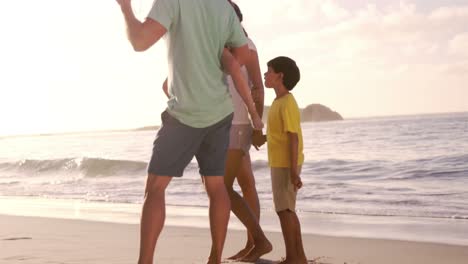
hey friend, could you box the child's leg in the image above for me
[277,210,297,262]
[292,211,307,263]
[277,210,308,264]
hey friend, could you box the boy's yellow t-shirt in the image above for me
[267,93,304,168]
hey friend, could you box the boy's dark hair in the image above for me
[267,56,300,90]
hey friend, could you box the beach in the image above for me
[1,113,468,263]
[2,0,468,261]
[1,214,468,264]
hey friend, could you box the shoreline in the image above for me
[1,196,468,247]
[1,214,468,264]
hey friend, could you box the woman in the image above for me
[223,1,271,261]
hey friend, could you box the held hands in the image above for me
[247,102,264,131]
[248,101,265,150]
[251,130,266,150]
[251,113,264,131]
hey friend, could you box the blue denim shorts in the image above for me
[147,111,233,177]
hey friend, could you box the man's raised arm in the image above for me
[117,0,167,51]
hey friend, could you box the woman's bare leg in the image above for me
[229,153,261,258]
[224,150,271,261]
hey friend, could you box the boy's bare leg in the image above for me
[277,210,296,263]
[224,150,272,261]
[277,210,307,264]
[203,176,231,264]
[229,154,261,259]
[292,211,307,263]
[138,174,172,264]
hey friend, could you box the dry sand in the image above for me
[1,214,467,264]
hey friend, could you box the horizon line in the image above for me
[1,110,467,139]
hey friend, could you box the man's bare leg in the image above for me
[203,176,231,264]
[138,174,172,264]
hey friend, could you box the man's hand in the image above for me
[290,169,303,192]
[251,130,266,150]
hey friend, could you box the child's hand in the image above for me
[251,130,266,150]
[291,171,303,192]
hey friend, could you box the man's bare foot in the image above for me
[227,245,253,260]
[238,239,272,262]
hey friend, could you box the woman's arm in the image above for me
[162,78,170,98]
[245,49,264,118]
[221,48,263,130]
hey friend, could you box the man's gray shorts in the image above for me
[147,111,233,177]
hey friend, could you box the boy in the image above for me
[257,56,307,264]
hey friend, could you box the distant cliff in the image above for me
[301,104,343,122]
[262,104,343,122]
[136,104,342,131]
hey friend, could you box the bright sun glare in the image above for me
[1,0,467,136]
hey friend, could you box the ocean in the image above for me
[1,112,467,245]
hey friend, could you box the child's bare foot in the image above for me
[207,254,221,264]
[277,258,308,264]
[238,239,272,262]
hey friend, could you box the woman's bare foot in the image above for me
[238,238,272,262]
[227,245,253,260]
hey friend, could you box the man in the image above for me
[115,0,250,263]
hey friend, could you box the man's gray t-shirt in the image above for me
[148,0,247,128]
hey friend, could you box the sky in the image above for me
[0,0,467,136]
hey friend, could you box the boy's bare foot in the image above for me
[207,254,221,264]
[277,258,308,264]
[206,258,218,264]
[238,239,272,262]
[227,245,253,260]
